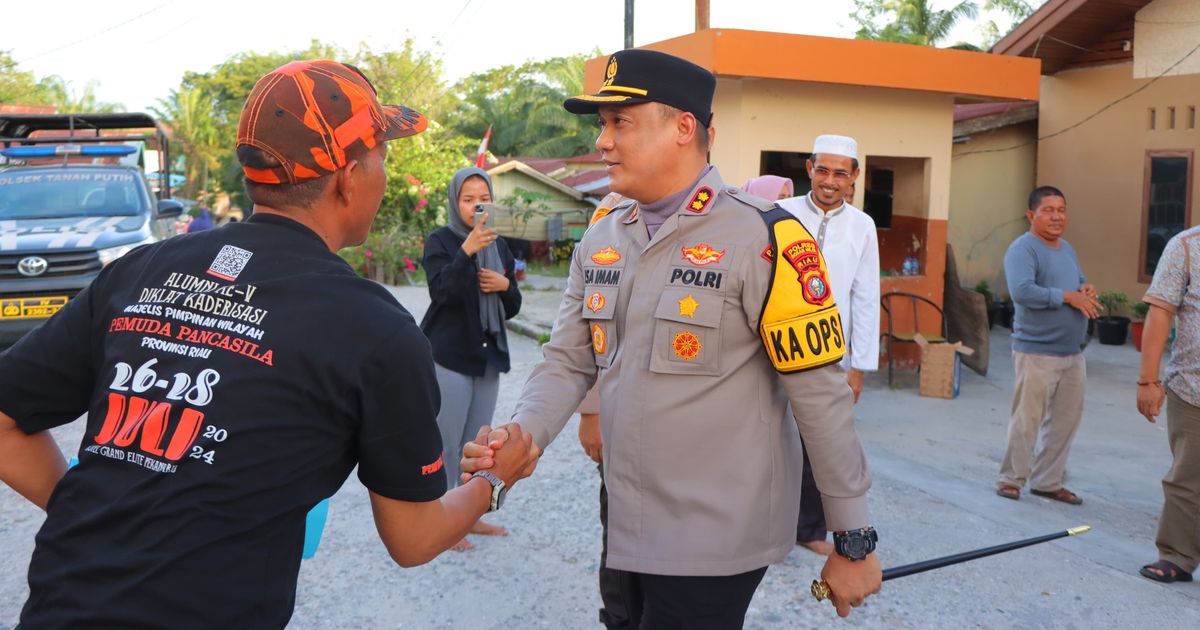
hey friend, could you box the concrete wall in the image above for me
[711,77,955,222]
[1135,0,1200,79]
[1038,62,1200,301]
[949,121,1038,294]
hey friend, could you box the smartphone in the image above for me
[474,203,496,229]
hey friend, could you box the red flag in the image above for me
[475,126,492,168]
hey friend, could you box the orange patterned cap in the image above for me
[236,60,427,184]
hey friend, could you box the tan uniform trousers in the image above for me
[999,351,1086,491]
[1158,390,1200,573]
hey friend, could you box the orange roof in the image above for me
[584,29,1040,102]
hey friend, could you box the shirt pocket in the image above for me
[649,288,724,376]
[582,286,618,368]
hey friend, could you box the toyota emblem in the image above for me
[17,256,49,277]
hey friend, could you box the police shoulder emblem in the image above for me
[591,246,621,265]
[672,331,702,361]
[686,187,714,213]
[781,240,831,305]
[589,206,613,227]
[592,324,608,354]
[587,291,606,313]
[681,243,726,266]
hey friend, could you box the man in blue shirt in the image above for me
[996,186,1099,504]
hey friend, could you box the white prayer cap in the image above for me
[812,134,858,160]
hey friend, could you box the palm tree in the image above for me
[853,0,980,47]
[150,86,219,198]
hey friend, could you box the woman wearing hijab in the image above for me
[421,167,522,550]
[742,175,794,201]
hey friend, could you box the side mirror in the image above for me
[156,199,184,218]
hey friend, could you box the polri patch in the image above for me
[781,240,831,305]
[592,324,608,354]
[587,291,606,313]
[591,247,621,266]
[681,243,725,266]
[672,331,702,361]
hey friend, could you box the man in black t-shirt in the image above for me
[0,60,537,628]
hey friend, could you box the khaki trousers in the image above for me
[999,351,1085,491]
[1157,391,1200,573]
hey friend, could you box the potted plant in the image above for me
[1096,290,1130,345]
[1131,301,1150,352]
[974,280,1000,329]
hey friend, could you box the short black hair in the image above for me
[658,103,710,152]
[238,145,332,210]
[1028,185,1066,212]
[809,153,860,172]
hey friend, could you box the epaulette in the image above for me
[588,199,637,228]
[725,186,776,213]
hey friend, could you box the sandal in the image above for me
[1030,487,1083,505]
[1140,560,1194,583]
[995,484,1020,500]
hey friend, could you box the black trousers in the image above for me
[598,465,769,629]
[796,439,828,543]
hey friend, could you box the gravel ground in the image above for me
[3,278,1199,628]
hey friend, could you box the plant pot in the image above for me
[986,302,1001,330]
[1132,320,1145,352]
[1096,316,1130,346]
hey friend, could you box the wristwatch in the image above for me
[833,527,878,561]
[471,470,508,512]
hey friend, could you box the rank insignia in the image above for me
[622,206,640,224]
[678,294,699,319]
[686,187,714,213]
[592,324,608,354]
[781,239,831,305]
[587,291,606,313]
[760,245,774,263]
[672,331,702,361]
[591,246,622,265]
[681,243,726,266]
[603,56,618,87]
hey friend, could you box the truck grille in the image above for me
[0,250,102,279]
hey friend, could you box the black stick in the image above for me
[811,525,1091,601]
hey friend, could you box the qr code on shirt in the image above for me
[206,245,254,281]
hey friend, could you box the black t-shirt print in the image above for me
[0,213,446,629]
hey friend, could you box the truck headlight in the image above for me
[98,238,154,266]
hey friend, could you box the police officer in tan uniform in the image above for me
[465,49,881,626]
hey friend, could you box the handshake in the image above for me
[458,423,542,491]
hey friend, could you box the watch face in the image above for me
[846,537,868,558]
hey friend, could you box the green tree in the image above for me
[978,0,1041,49]
[0,51,60,106]
[40,77,123,113]
[445,53,598,158]
[851,0,980,46]
[150,85,220,199]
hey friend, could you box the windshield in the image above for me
[0,170,147,219]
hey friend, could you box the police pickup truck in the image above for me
[0,113,183,347]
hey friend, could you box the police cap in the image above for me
[564,49,715,127]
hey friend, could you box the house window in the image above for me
[864,167,894,228]
[1169,107,1177,130]
[1140,151,1193,280]
[758,151,812,198]
[1149,108,1157,130]
[1190,106,1197,130]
